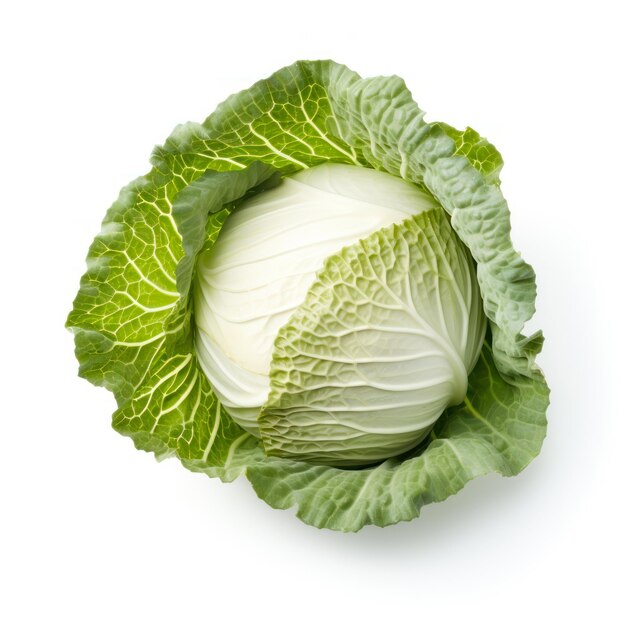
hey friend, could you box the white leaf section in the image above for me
[194,164,439,433]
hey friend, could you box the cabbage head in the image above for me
[67,61,548,531]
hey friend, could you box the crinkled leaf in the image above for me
[259,209,486,466]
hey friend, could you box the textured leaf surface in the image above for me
[434,123,504,185]
[67,178,185,402]
[152,61,364,176]
[112,347,242,467]
[259,209,486,466]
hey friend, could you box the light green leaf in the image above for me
[259,208,486,466]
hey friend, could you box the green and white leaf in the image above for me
[259,209,486,467]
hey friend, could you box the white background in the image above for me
[2,1,624,624]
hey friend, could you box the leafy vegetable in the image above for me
[68,60,548,531]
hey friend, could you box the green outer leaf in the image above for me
[68,163,281,472]
[173,162,283,298]
[67,176,185,403]
[68,59,548,530]
[152,60,364,177]
[112,345,240,468]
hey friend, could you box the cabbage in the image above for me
[68,60,548,530]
